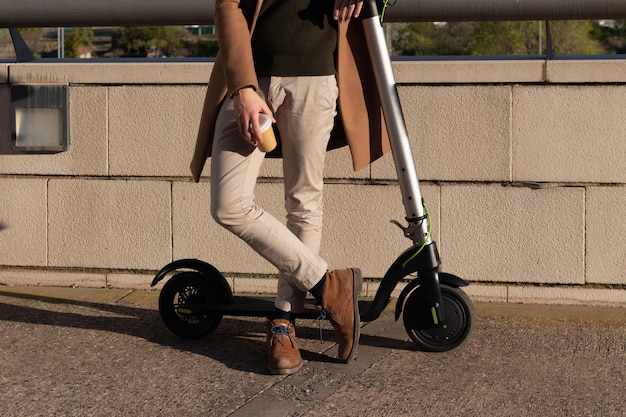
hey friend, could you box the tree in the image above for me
[466,21,538,55]
[467,20,605,56]
[64,27,94,58]
[591,20,626,54]
[395,22,440,56]
[196,40,219,57]
[549,21,606,55]
[111,26,185,57]
[397,20,607,57]
[439,22,475,55]
[394,22,473,56]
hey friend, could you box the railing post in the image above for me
[9,28,35,63]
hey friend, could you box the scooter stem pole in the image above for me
[360,2,430,245]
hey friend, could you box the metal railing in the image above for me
[1,0,626,27]
[4,0,626,62]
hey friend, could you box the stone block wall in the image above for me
[1,59,626,306]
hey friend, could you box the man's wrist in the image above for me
[230,85,255,98]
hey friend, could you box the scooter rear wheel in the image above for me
[158,271,224,339]
[403,284,474,352]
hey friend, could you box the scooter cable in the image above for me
[401,202,433,269]
[380,0,397,23]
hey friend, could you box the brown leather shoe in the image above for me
[266,319,302,375]
[317,268,362,363]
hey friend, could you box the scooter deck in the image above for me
[212,295,320,318]
[199,295,372,320]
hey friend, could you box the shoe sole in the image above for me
[268,361,303,375]
[343,267,362,363]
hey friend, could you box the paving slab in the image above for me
[1,286,625,417]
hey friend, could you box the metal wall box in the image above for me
[11,85,69,153]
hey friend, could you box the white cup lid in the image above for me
[258,113,272,131]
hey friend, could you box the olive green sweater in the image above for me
[251,0,338,77]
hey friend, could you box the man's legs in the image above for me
[210,89,328,290]
[267,75,361,365]
[268,75,338,314]
[210,78,360,372]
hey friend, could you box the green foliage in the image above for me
[64,27,94,58]
[467,21,539,55]
[3,21,624,59]
[397,20,609,57]
[111,26,184,57]
[196,40,219,57]
[0,29,14,59]
[395,22,473,55]
[395,23,439,55]
[591,20,626,54]
[549,21,605,55]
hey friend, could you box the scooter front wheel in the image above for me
[158,271,224,339]
[403,284,474,352]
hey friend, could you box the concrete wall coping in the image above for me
[3,58,626,85]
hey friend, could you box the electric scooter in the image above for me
[151,0,474,352]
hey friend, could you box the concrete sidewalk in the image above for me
[1,285,625,417]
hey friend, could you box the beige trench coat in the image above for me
[190,0,391,182]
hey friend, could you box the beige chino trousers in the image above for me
[210,75,338,312]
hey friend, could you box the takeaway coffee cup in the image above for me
[257,113,277,153]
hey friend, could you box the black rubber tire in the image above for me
[403,284,474,352]
[158,271,224,339]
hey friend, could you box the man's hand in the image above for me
[333,0,364,22]
[233,87,274,147]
